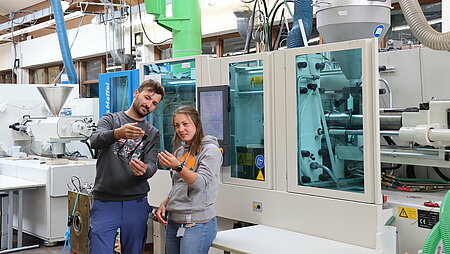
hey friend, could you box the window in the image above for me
[80,57,106,98]
[30,65,62,84]
[0,71,15,84]
[48,66,62,84]
[153,32,242,60]
[32,68,46,84]
[202,40,217,57]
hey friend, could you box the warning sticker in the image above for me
[418,210,439,229]
[256,169,265,181]
[237,153,253,166]
[250,76,263,85]
[398,207,418,220]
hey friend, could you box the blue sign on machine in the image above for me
[374,25,385,38]
[255,154,265,169]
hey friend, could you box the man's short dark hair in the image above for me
[138,79,165,99]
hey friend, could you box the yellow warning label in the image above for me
[250,76,263,85]
[237,153,253,166]
[398,207,418,220]
[256,170,265,181]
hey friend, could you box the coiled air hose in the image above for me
[399,0,450,50]
[422,190,450,253]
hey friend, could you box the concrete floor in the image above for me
[14,245,64,254]
[4,231,153,254]
[3,232,64,254]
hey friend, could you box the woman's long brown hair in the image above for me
[172,106,205,156]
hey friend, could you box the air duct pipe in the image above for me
[144,0,201,58]
[287,0,313,48]
[50,0,78,84]
[399,0,450,50]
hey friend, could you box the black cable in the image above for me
[383,136,397,146]
[137,0,172,45]
[244,0,258,54]
[81,140,95,159]
[273,9,286,50]
[381,163,402,170]
[268,0,294,51]
[260,0,269,18]
[406,164,416,178]
[433,167,450,181]
[69,176,82,192]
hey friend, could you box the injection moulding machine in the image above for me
[146,38,450,254]
[0,84,97,244]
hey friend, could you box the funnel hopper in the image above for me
[316,1,391,44]
[37,86,73,116]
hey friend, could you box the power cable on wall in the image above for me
[137,0,172,45]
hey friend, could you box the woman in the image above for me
[156,105,222,254]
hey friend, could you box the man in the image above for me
[89,79,165,254]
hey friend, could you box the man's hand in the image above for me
[129,159,147,176]
[114,123,145,140]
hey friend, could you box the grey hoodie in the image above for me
[166,135,222,223]
[90,112,159,201]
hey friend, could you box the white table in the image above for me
[0,175,45,253]
[212,225,380,254]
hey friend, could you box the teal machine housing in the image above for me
[295,48,366,192]
[141,59,197,154]
[228,60,265,181]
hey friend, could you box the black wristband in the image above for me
[173,162,185,172]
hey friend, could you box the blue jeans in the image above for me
[89,198,151,254]
[165,217,218,254]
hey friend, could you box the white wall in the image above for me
[443,0,450,32]
[20,23,107,68]
[0,42,13,71]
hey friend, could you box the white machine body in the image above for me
[28,116,94,143]
[399,100,450,148]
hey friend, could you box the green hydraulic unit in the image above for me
[144,0,201,58]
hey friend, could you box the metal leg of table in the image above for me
[7,191,12,250]
[0,189,39,254]
[17,190,22,248]
[0,245,41,254]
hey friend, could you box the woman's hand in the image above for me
[156,202,168,225]
[157,150,181,169]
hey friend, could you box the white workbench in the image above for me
[212,225,380,254]
[0,158,96,244]
[0,175,45,253]
[0,175,44,191]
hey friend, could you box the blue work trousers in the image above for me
[165,217,218,254]
[89,198,151,254]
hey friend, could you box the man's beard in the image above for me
[132,101,150,118]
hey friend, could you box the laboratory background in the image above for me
[0,0,449,253]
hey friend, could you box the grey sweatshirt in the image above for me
[167,135,222,223]
[90,112,159,201]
